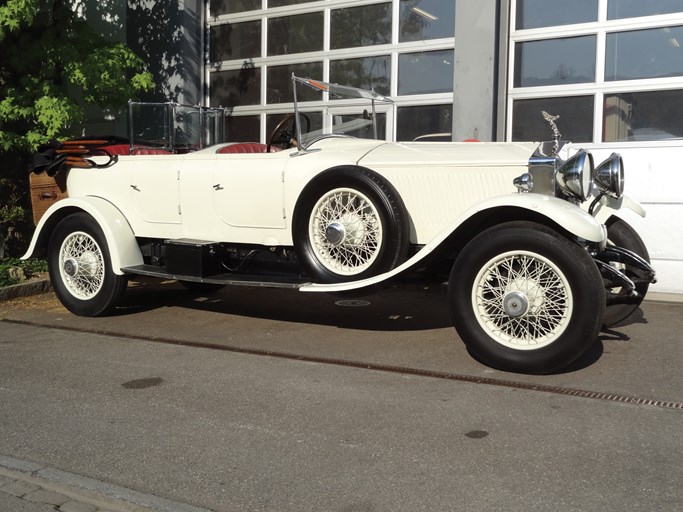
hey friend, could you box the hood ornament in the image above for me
[542,111,561,155]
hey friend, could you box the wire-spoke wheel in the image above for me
[472,251,572,350]
[58,231,106,300]
[449,221,605,374]
[294,167,409,283]
[48,213,127,316]
[309,188,382,275]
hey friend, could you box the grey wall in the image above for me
[452,0,500,141]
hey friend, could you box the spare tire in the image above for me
[293,166,410,283]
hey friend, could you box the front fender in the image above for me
[301,193,606,292]
[589,194,646,224]
[22,196,143,275]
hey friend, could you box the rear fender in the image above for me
[301,193,606,292]
[22,197,143,275]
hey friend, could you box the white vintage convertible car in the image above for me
[24,77,656,374]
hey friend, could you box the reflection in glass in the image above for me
[266,112,323,143]
[606,26,683,81]
[267,13,323,56]
[399,0,455,42]
[330,56,391,96]
[398,50,454,95]
[331,3,391,49]
[210,65,261,107]
[210,21,261,62]
[396,104,452,141]
[512,96,594,142]
[608,0,683,20]
[226,115,260,142]
[209,0,260,16]
[604,90,683,142]
[267,62,323,104]
[332,113,387,140]
[515,0,597,30]
[514,36,596,87]
[269,0,316,7]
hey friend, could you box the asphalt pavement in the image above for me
[0,280,681,511]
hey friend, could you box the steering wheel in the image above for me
[267,112,311,152]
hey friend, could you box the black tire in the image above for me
[603,217,651,327]
[48,212,128,316]
[293,166,410,283]
[449,221,605,374]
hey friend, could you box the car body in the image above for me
[24,77,656,374]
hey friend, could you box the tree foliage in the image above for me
[0,0,153,152]
[0,0,154,259]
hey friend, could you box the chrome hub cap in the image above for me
[325,222,346,246]
[502,291,528,317]
[63,258,79,278]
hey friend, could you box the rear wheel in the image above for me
[449,221,605,374]
[48,213,127,316]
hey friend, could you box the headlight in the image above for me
[556,149,594,201]
[594,153,624,198]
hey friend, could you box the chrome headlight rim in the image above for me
[556,149,594,202]
[594,153,624,199]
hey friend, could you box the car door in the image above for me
[211,151,288,230]
[128,159,182,225]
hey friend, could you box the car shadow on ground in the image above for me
[116,277,454,332]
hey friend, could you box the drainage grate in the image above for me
[4,319,681,410]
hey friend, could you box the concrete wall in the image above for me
[452,0,498,142]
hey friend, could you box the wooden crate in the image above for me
[29,171,68,225]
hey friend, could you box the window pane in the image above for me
[269,0,316,7]
[330,3,391,50]
[604,90,683,141]
[267,13,323,56]
[210,0,260,16]
[210,66,261,107]
[512,96,594,142]
[210,21,261,62]
[226,115,260,142]
[399,0,455,42]
[514,36,596,87]
[397,104,452,141]
[608,0,683,20]
[330,56,391,96]
[267,62,323,104]
[606,26,683,81]
[515,0,598,29]
[398,50,454,95]
[332,113,387,140]
[266,112,323,144]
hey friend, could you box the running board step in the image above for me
[121,265,311,289]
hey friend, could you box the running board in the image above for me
[121,265,311,289]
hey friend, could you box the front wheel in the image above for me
[48,212,128,316]
[449,222,605,374]
[603,217,651,327]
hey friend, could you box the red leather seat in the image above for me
[93,144,172,156]
[217,143,279,154]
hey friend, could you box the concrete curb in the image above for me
[0,454,214,512]
[0,278,52,302]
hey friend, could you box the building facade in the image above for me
[89,0,683,294]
